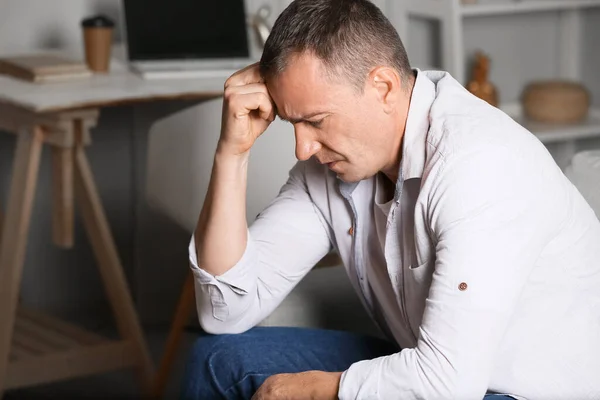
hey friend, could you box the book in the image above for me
[0,54,92,83]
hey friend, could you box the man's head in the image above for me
[260,0,414,182]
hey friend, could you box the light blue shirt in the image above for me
[190,70,600,399]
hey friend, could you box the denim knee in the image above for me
[181,333,258,400]
[181,334,229,400]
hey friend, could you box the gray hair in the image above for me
[259,0,412,93]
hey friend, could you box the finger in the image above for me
[230,92,275,122]
[225,62,263,88]
[224,83,270,98]
[225,83,276,121]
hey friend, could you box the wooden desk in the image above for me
[0,65,224,397]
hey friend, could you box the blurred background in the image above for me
[0,0,599,398]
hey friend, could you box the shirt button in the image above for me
[458,282,468,291]
[348,226,354,236]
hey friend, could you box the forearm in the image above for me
[195,144,249,276]
[189,159,333,334]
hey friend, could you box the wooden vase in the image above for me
[467,51,499,107]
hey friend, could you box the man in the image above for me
[182,0,600,399]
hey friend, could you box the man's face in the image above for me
[266,53,401,182]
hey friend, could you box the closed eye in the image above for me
[306,119,324,128]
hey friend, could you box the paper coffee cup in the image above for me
[82,15,114,73]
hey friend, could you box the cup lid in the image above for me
[82,15,115,28]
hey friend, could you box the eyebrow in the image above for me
[277,109,328,124]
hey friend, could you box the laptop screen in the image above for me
[123,0,250,61]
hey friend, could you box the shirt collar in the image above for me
[398,69,436,182]
[338,69,436,196]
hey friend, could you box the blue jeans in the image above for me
[181,326,514,400]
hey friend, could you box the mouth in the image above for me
[315,157,342,170]
[326,161,339,170]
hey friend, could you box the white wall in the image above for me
[582,9,600,108]
[0,0,121,55]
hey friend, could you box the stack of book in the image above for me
[0,54,92,83]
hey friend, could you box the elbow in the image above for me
[196,306,257,335]
[199,320,253,335]
[193,280,260,335]
[412,348,489,400]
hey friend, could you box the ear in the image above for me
[367,66,401,113]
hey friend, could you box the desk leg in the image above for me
[72,131,154,395]
[0,127,44,396]
[51,147,74,248]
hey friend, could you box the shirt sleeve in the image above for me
[339,145,562,399]
[189,161,333,334]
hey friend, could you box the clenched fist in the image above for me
[218,62,277,156]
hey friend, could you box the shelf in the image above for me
[6,307,137,390]
[461,0,600,17]
[502,104,600,144]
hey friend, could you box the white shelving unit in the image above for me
[502,104,600,144]
[403,0,600,154]
[460,0,600,17]
[406,0,600,83]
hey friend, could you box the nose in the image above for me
[294,125,321,161]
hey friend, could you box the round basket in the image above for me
[521,80,590,124]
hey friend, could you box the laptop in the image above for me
[122,0,256,79]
